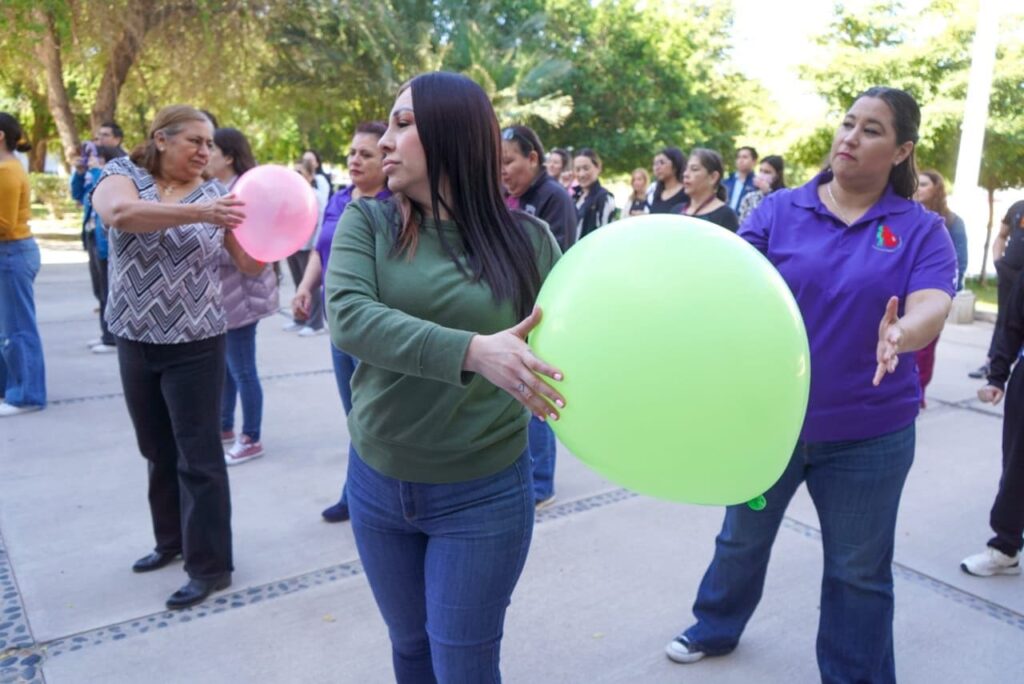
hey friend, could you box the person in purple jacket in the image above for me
[665,87,956,683]
[292,121,391,522]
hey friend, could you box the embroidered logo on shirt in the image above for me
[873,224,901,252]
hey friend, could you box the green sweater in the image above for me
[326,199,561,483]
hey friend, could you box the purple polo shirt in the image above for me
[740,172,956,442]
[317,185,392,285]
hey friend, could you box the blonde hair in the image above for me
[130,105,211,175]
[629,167,650,202]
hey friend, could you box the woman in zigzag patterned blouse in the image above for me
[92,105,262,612]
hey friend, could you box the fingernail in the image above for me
[554,373,563,381]
[548,412,558,421]
[555,399,565,408]
[535,414,546,422]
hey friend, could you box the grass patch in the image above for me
[965,276,997,312]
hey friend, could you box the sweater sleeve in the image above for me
[325,201,475,386]
[987,269,1024,390]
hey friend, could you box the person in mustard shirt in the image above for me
[0,113,46,417]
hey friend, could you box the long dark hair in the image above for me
[214,127,257,176]
[761,155,786,191]
[852,86,920,199]
[0,113,31,153]
[689,147,727,201]
[395,72,542,319]
[654,146,685,196]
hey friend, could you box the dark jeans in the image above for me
[85,230,102,305]
[528,417,556,500]
[285,250,322,329]
[117,334,233,580]
[988,259,1022,359]
[683,424,915,684]
[330,343,358,507]
[88,232,115,346]
[989,364,1024,556]
[221,321,262,441]
[347,447,533,683]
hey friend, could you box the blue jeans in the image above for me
[0,238,46,407]
[683,423,915,684]
[331,342,357,414]
[347,447,533,683]
[221,321,262,441]
[528,417,556,500]
[330,343,358,507]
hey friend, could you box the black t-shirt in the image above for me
[627,198,649,215]
[678,203,739,232]
[649,187,688,214]
[1001,200,1024,268]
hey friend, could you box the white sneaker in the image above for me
[225,437,264,466]
[665,636,705,664]
[90,343,117,354]
[960,547,1021,577]
[85,338,102,348]
[297,326,326,337]
[282,321,303,332]
[0,402,44,418]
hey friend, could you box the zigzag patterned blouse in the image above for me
[97,157,228,344]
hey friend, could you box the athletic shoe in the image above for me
[225,436,264,466]
[221,430,236,445]
[665,635,705,664]
[960,547,1021,577]
[282,321,303,332]
[0,403,44,418]
[968,363,990,379]
[85,337,102,347]
[90,343,117,354]
[297,326,326,337]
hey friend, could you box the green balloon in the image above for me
[530,215,809,505]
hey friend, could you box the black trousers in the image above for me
[85,231,102,304]
[285,250,322,328]
[117,334,233,579]
[991,362,1024,555]
[988,259,1023,359]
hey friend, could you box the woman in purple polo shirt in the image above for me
[666,87,956,682]
[291,121,391,523]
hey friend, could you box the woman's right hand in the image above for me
[292,288,312,319]
[978,384,1004,404]
[463,306,565,421]
[197,194,246,229]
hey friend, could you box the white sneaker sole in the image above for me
[665,640,705,664]
[225,452,264,466]
[960,562,1021,577]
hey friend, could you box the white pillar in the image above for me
[950,0,1001,278]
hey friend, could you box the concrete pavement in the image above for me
[0,255,1020,683]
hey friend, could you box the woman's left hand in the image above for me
[873,296,903,386]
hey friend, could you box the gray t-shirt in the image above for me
[96,157,228,344]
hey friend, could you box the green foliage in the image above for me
[29,173,69,219]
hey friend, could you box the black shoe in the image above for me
[968,363,990,379]
[132,550,182,573]
[165,574,232,610]
[321,501,350,523]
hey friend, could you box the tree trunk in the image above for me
[89,6,148,132]
[980,187,995,286]
[35,9,79,160]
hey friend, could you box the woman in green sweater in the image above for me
[325,72,563,682]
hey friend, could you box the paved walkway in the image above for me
[1,257,1021,683]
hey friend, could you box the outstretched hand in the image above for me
[873,296,903,387]
[463,306,565,420]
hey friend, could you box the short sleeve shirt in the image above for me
[96,158,228,344]
[740,171,957,442]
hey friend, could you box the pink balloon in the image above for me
[231,165,319,262]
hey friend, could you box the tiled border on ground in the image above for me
[0,531,44,684]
